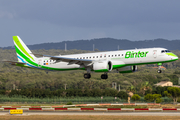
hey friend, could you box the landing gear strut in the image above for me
[101,73,108,79]
[84,73,91,79]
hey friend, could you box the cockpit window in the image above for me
[161,50,171,53]
[165,50,171,52]
[161,50,165,53]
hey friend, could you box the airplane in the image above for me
[5,36,179,79]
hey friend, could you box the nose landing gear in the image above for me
[157,69,162,73]
[157,63,162,73]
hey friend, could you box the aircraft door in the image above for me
[153,50,157,58]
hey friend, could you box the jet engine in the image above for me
[93,61,112,72]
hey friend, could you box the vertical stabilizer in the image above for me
[13,36,36,63]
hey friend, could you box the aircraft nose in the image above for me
[166,52,178,61]
[172,54,178,60]
[174,56,178,60]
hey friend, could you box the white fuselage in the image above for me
[34,47,177,70]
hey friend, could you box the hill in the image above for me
[2,38,180,51]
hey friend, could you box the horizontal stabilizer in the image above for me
[3,61,27,65]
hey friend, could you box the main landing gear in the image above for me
[84,67,108,79]
[84,73,91,79]
[84,67,91,79]
[84,73,108,79]
[101,73,108,79]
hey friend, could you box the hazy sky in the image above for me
[0,0,180,47]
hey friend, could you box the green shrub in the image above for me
[66,102,73,105]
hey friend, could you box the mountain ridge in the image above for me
[2,38,180,51]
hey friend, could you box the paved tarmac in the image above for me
[0,111,180,116]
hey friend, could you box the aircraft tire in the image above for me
[84,73,91,79]
[101,74,108,79]
[157,70,162,73]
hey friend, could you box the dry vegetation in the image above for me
[0,115,180,120]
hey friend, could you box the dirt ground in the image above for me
[0,104,180,108]
[0,115,180,120]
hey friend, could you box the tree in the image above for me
[144,94,154,102]
[139,81,152,95]
[164,87,180,104]
[117,91,128,99]
[144,94,162,103]
[127,85,136,93]
[131,94,140,103]
[153,94,162,103]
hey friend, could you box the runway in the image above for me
[0,111,180,116]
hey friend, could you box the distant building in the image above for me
[154,81,173,87]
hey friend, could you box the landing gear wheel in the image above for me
[84,73,91,79]
[157,70,162,73]
[101,74,108,79]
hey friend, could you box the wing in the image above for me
[3,61,27,65]
[43,55,93,66]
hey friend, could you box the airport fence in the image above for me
[0,95,173,104]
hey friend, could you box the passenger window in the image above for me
[108,55,110,57]
[122,54,123,56]
[112,55,113,57]
[118,54,120,56]
[97,56,98,58]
